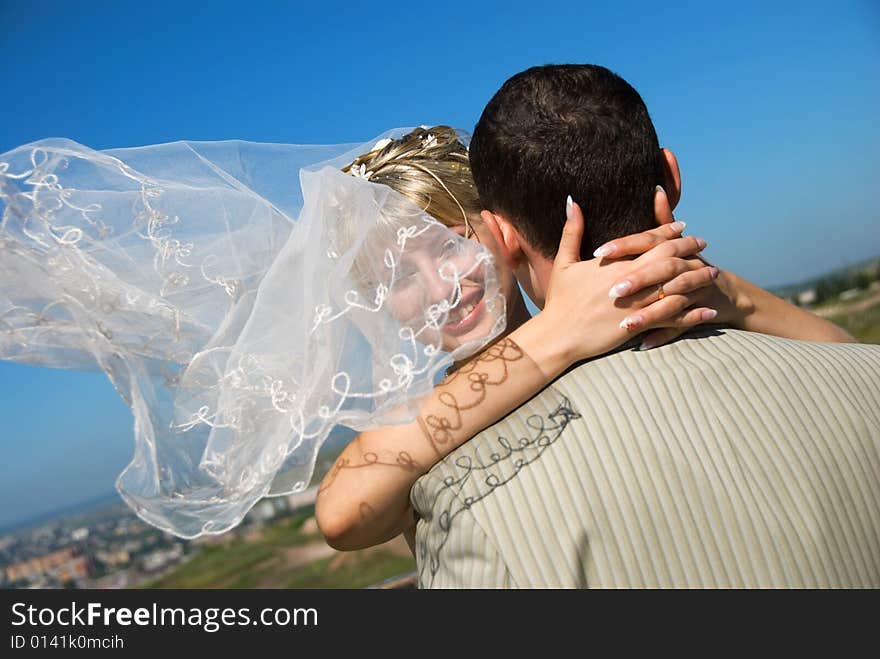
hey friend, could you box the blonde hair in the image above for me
[342,126,481,237]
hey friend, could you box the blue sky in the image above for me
[0,0,878,529]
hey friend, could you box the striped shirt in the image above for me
[411,327,880,588]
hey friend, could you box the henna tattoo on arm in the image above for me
[318,439,422,494]
[322,337,529,496]
[316,337,537,548]
[418,337,526,454]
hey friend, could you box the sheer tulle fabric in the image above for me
[0,130,505,538]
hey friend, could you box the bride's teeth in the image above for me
[450,306,463,323]
[447,300,479,326]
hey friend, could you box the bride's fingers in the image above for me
[636,307,720,350]
[654,305,719,329]
[620,304,718,333]
[593,220,687,259]
[609,257,716,300]
[653,185,675,225]
[635,235,707,261]
[616,293,686,331]
[555,196,585,268]
[658,264,720,296]
[617,291,717,332]
[637,327,684,351]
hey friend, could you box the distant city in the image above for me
[770,255,880,307]
[0,433,351,589]
[0,486,328,589]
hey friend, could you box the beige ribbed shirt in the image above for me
[411,327,880,588]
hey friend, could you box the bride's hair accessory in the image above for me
[343,126,479,241]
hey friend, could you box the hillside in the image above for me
[139,508,415,589]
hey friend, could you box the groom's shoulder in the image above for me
[563,325,880,381]
[549,325,880,421]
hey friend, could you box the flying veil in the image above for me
[0,128,506,538]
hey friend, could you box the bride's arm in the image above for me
[316,203,717,550]
[710,270,854,342]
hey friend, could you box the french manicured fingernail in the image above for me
[655,185,665,195]
[639,339,658,351]
[593,243,616,258]
[609,280,633,298]
[670,220,686,233]
[709,266,719,278]
[701,309,718,321]
[619,314,644,331]
[695,237,708,249]
[565,195,574,221]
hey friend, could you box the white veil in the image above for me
[0,128,506,538]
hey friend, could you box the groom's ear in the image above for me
[479,210,525,271]
[660,148,682,211]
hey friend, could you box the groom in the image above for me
[410,64,880,587]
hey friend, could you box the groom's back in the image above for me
[411,329,880,587]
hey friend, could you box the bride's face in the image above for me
[385,218,519,353]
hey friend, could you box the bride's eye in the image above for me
[440,238,458,260]
[395,262,420,286]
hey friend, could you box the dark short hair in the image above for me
[469,64,664,259]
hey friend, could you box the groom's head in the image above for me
[470,64,681,307]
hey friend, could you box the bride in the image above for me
[313,125,854,553]
[0,126,851,544]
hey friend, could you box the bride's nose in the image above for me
[416,256,455,302]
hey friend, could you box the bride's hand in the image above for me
[597,185,747,350]
[532,196,719,373]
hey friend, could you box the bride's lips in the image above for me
[442,287,485,337]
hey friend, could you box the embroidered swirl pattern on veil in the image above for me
[0,133,506,538]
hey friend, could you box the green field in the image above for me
[139,509,416,589]
[828,302,880,344]
[277,552,417,589]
